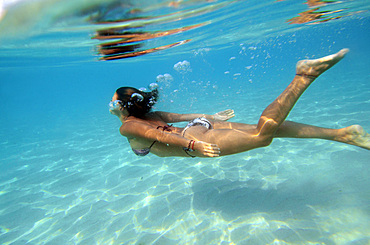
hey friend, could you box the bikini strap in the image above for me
[148,140,157,149]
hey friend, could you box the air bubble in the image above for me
[156,73,173,88]
[174,60,191,73]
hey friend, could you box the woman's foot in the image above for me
[296,48,349,78]
[335,125,370,150]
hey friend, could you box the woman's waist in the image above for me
[150,142,187,157]
[129,127,183,148]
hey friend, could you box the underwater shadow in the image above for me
[192,177,342,220]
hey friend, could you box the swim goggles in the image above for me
[109,100,122,111]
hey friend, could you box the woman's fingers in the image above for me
[195,141,220,157]
[226,109,235,118]
[203,143,220,157]
[219,109,235,120]
[205,153,219,157]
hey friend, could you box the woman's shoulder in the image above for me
[119,118,150,137]
[120,114,163,132]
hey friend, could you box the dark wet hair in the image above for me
[115,86,159,118]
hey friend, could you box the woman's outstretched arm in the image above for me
[154,109,235,123]
[120,121,220,157]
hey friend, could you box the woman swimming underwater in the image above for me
[109,49,369,157]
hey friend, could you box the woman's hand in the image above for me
[194,141,220,157]
[213,109,235,121]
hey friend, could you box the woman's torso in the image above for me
[121,112,188,157]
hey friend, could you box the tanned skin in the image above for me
[111,49,370,157]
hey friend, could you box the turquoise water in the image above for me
[1,0,369,244]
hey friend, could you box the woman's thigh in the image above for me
[186,126,266,156]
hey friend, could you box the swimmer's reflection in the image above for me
[287,8,343,24]
[280,0,344,24]
[93,21,204,60]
